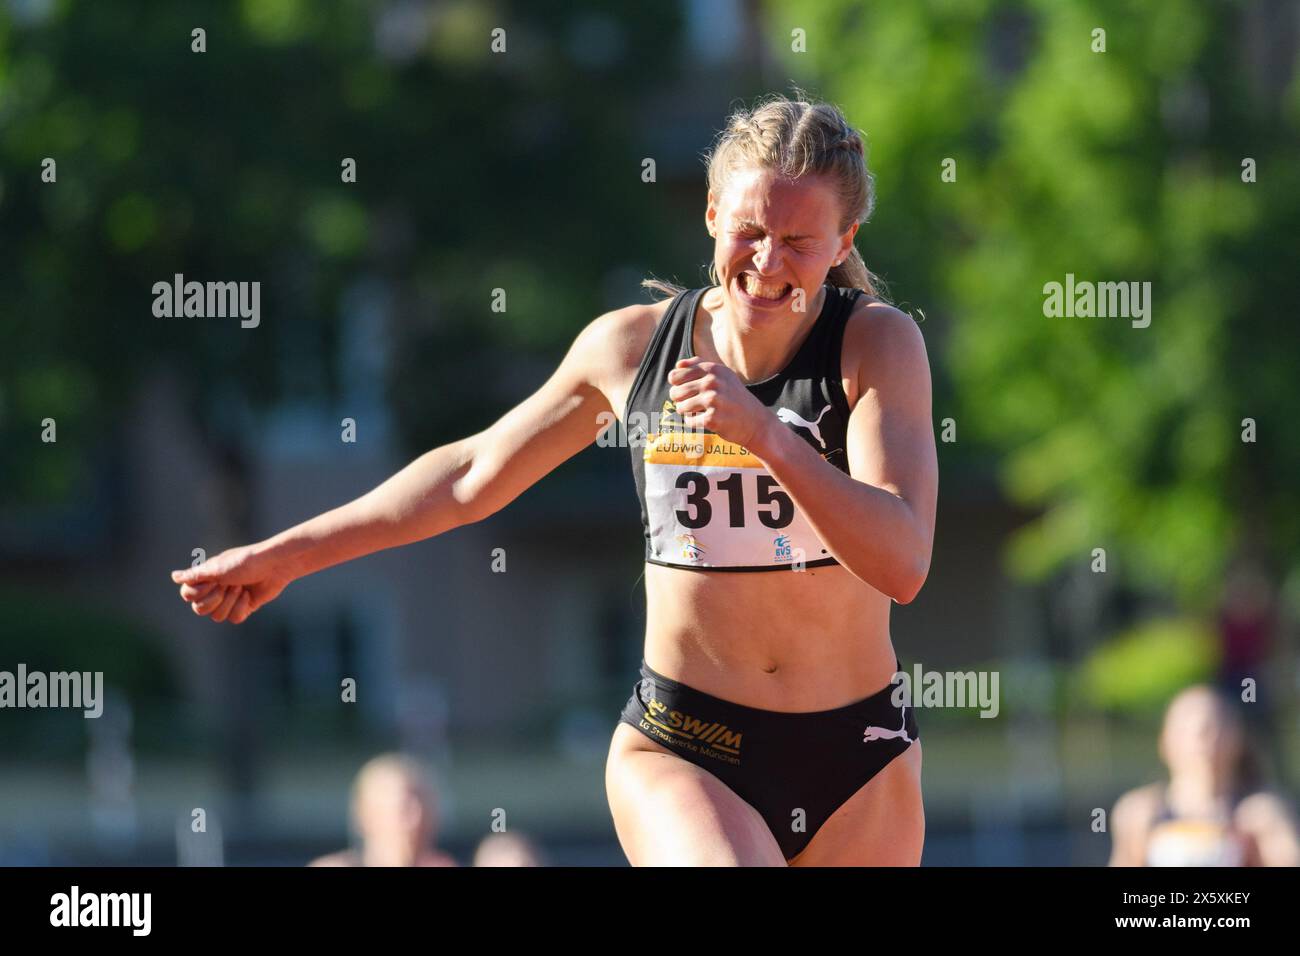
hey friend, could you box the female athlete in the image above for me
[171,94,938,866]
[1109,685,1300,866]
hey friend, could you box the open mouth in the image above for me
[736,272,793,305]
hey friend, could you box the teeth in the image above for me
[742,274,789,300]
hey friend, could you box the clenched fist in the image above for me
[170,545,293,624]
[667,356,776,453]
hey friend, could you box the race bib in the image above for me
[642,428,834,569]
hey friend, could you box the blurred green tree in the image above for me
[0,0,682,506]
[793,0,1300,607]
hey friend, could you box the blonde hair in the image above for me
[644,91,882,299]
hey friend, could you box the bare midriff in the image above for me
[641,560,898,712]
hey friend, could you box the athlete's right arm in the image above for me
[1107,785,1160,866]
[171,305,655,624]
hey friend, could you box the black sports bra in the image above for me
[623,283,863,571]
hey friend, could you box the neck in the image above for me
[700,284,827,383]
[1168,766,1235,808]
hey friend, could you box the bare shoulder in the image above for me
[1112,782,1164,826]
[841,295,931,406]
[844,296,929,367]
[578,297,672,412]
[1235,790,1298,827]
[582,298,669,367]
[1235,790,1300,864]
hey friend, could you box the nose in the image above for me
[751,238,784,275]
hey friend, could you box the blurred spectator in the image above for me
[309,754,456,867]
[1216,559,1276,721]
[472,832,545,867]
[1110,686,1300,866]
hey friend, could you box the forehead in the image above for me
[716,168,839,231]
[1167,691,1223,727]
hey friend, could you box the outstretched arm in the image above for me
[172,308,637,623]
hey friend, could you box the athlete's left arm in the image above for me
[1236,792,1300,866]
[752,303,937,603]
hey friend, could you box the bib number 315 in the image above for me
[675,471,793,529]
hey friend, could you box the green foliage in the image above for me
[796,0,1300,607]
[4,0,1295,616]
[0,0,685,500]
[1074,616,1218,715]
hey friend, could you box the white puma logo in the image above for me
[776,404,832,449]
[863,711,912,744]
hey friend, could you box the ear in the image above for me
[705,192,718,237]
[836,222,860,261]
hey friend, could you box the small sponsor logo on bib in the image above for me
[676,532,706,562]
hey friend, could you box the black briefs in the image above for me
[617,659,919,861]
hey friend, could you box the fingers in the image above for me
[671,393,714,418]
[669,375,715,403]
[668,360,711,385]
[669,385,716,414]
[191,585,230,616]
[172,548,243,585]
[180,580,220,603]
[226,589,254,625]
[185,583,257,624]
[210,586,243,623]
[680,409,714,430]
[172,565,216,584]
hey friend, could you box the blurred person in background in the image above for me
[309,753,457,867]
[472,831,545,867]
[1110,685,1300,867]
[1216,558,1277,728]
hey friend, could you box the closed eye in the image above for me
[735,229,812,246]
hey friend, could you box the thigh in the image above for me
[788,740,925,866]
[605,722,786,866]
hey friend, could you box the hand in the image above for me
[170,544,293,624]
[667,356,775,453]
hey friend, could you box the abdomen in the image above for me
[641,561,898,712]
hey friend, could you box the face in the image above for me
[357,767,434,846]
[1159,688,1242,779]
[706,167,857,321]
